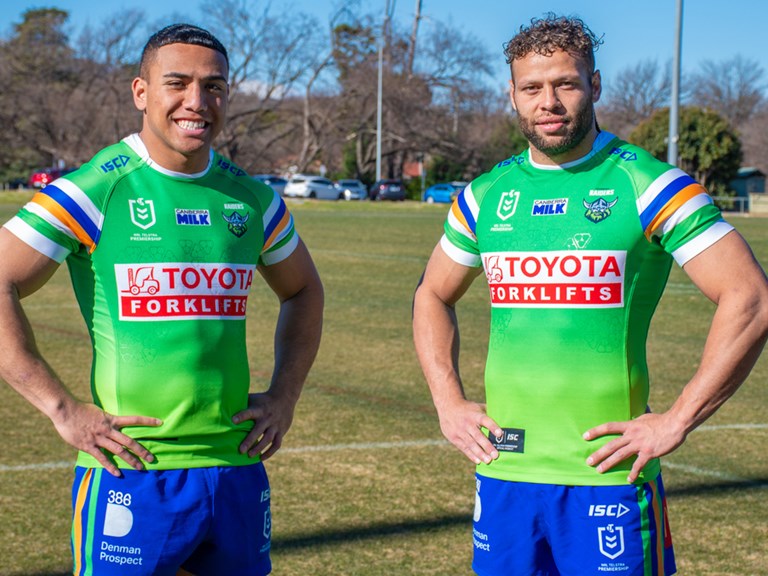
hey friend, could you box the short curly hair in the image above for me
[139,24,229,79]
[503,13,603,76]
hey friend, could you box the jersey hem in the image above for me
[475,459,661,486]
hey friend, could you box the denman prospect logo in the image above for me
[129,198,156,230]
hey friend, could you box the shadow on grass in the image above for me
[273,478,768,553]
[667,477,768,498]
[273,512,472,551]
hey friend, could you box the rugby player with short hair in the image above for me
[0,23,323,575]
[413,13,768,576]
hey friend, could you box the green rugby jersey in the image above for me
[442,132,733,486]
[4,134,298,470]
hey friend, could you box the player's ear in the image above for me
[591,70,602,103]
[508,80,517,112]
[132,77,148,112]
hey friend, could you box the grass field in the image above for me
[0,194,766,575]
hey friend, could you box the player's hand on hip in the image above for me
[233,392,296,461]
[51,401,162,477]
[437,398,502,465]
[583,412,687,483]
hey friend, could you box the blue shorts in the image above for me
[473,473,676,576]
[71,464,271,576]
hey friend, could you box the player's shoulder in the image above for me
[209,151,277,207]
[598,134,677,187]
[466,152,528,206]
[52,139,139,203]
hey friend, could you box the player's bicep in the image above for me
[683,230,768,304]
[418,243,482,307]
[258,239,322,302]
[0,228,60,298]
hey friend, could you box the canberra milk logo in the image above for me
[597,524,625,560]
[103,491,133,537]
[496,190,520,221]
[532,198,568,216]
[175,209,211,226]
[129,198,156,230]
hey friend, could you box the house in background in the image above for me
[729,167,766,213]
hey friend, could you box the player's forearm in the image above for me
[668,285,768,435]
[413,285,467,409]
[268,277,324,404]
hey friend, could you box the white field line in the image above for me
[0,425,765,474]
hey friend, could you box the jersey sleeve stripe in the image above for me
[638,172,697,231]
[635,167,687,216]
[24,202,78,240]
[452,190,477,235]
[440,234,481,267]
[261,233,299,266]
[31,192,98,251]
[659,194,713,237]
[264,209,293,252]
[3,217,71,262]
[671,221,734,266]
[447,186,480,240]
[54,177,104,230]
[263,195,288,242]
[33,179,104,250]
[643,182,708,239]
[262,190,283,231]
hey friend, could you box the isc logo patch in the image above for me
[532,198,568,216]
[589,503,630,518]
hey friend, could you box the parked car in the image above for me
[5,177,28,190]
[252,174,287,196]
[334,178,367,201]
[28,168,62,189]
[423,183,456,204]
[369,179,405,201]
[284,175,338,200]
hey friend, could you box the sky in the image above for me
[3,0,768,97]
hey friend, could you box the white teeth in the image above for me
[176,120,206,130]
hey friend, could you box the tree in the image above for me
[689,56,766,129]
[598,59,673,138]
[0,8,78,176]
[740,103,768,174]
[629,106,742,195]
[200,0,327,167]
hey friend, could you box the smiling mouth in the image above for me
[175,119,208,130]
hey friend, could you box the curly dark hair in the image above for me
[503,13,603,75]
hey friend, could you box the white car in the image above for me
[334,179,367,200]
[284,175,339,200]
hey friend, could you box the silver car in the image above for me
[252,174,287,196]
[284,175,339,200]
[334,179,367,200]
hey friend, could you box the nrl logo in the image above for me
[129,198,156,230]
[583,197,618,223]
[222,210,250,237]
[497,190,520,221]
[598,524,625,560]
